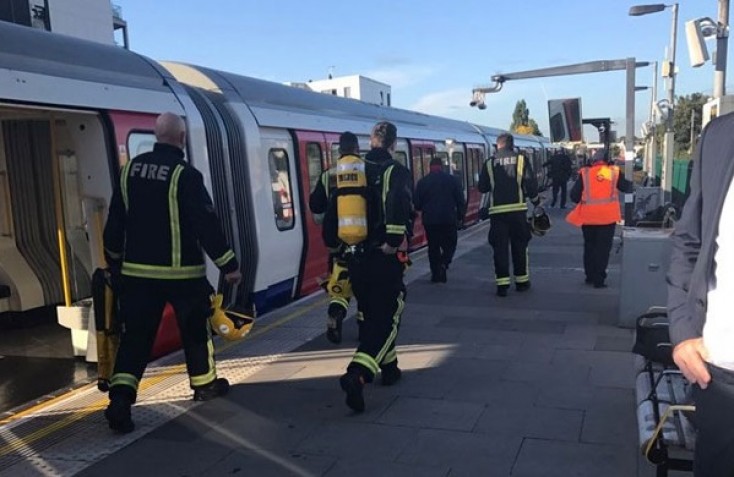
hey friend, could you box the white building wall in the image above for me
[35,0,114,44]
[302,75,391,106]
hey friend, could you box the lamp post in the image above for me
[630,3,678,201]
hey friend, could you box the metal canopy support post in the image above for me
[714,0,730,99]
[626,58,636,224]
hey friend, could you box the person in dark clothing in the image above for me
[544,148,573,208]
[103,113,241,433]
[667,112,734,477]
[323,121,412,412]
[478,133,540,297]
[309,132,361,344]
[414,156,465,283]
[567,149,632,288]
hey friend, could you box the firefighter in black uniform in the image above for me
[478,133,540,297]
[324,121,412,412]
[309,132,363,344]
[103,113,241,433]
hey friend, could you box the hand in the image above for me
[672,338,711,389]
[224,270,242,285]
[380,243,398,255]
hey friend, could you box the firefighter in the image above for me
[103,112,241,433]
[566,149,632,288]
[324,121,412,412]
[478,133,540,297]
[309,131,363,344]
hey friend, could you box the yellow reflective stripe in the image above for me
[386,224,406,234]
[190,337,216,387]
[382,349,397,365]
[487,161,495,208]
[330,296,349,309]
[214,250,235,267]
[356,311,364,322]
[489,203,528,214]
[169,165,184,268]
[352,352,380,375]
[382,165,395,215]
[121,262,206,279]
[515,275,529,283]
[517,155,525,204]
[339,217,368,226]
[120,161,133,211]
[375,291,404,365]
[110,373,139,391]
[496,276,511,286]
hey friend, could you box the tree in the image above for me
[654,93,707,159]
[510,100,543,137]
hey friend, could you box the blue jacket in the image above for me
[667,113,734,345]
[414,168,465,225]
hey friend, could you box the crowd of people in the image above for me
[101,111,733,476]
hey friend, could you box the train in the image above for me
[0,21,551,341]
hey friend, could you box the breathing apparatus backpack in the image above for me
[336,154,368,245]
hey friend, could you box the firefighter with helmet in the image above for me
[323,121,412,412]
[103,112,241,433]
[309,131,364,344]
[478,133,541,297]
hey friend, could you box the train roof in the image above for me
[164,62,492,143]
[0,21,169,92]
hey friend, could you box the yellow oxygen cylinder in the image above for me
[336,154,368,245]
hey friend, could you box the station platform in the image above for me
[0,209,683,477]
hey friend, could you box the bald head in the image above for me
[155,112,186,149]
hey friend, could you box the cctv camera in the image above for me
[686,19,710,68]
[469,100,478,107]
[478,103,487,111]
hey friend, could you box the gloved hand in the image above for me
[380,243,398,255]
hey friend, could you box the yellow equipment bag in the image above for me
[326,258,352,300]
[209,293,255,341]
[336,154,368,245]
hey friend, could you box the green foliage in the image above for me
[510,100,543,136]
[655,93,707,159]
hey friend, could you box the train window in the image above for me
[268,148,295,231]
[435,151,449,165]
[393,151,407,167]
[330,143,340,167]
[451,152,465,189]
[306,142,323,191]
[422,149,433,177]
[127,132,155,160]
[411,149,423,184]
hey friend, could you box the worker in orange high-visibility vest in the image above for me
[566,149,633,288]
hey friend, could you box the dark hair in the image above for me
[430,156,443,166]
[371,121,397,149]
[339,131,359,155]
[497,133,514,149]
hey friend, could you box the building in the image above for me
[0,0,128,48]
[290,75,392,107]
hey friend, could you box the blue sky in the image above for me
[116,0,730,141]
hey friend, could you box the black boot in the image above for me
[516,281,531,292]
[326,304,346,344]
[339,372,365,412]
[496,285,509,297]
[193,378,230,401]
[380,364,402,386]
[105,394,134,434]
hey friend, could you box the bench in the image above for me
[633,307,695,477]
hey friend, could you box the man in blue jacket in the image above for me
[667,112,734,476]
[415,156,465,282]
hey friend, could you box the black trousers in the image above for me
[581,224,616,286]
[488,211,531,287]
[110,277,216,401]
[551,179,568,207]
[693,365,734,477]
[424,223,458,276]
[347,252,406,382]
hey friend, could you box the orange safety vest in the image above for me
[566,164,621,226]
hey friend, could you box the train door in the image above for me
[292,130,329,298]
[408,140,435,249]
[464,145,485,223]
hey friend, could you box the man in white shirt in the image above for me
[668,112,734,476]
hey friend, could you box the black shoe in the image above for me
[439,268,447,283]
[560,205,566,209]
[496,286,509,297]
[593,282,607,289]
[193,378,230,401]
[430,273,440,283]
[516,282,531,292]
[381,366,402,386]
[339,372,365,413]
[585,278,593,285]
[105,397,134,434]
[326,305,346,344]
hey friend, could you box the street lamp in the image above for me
[629,3,678,201]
